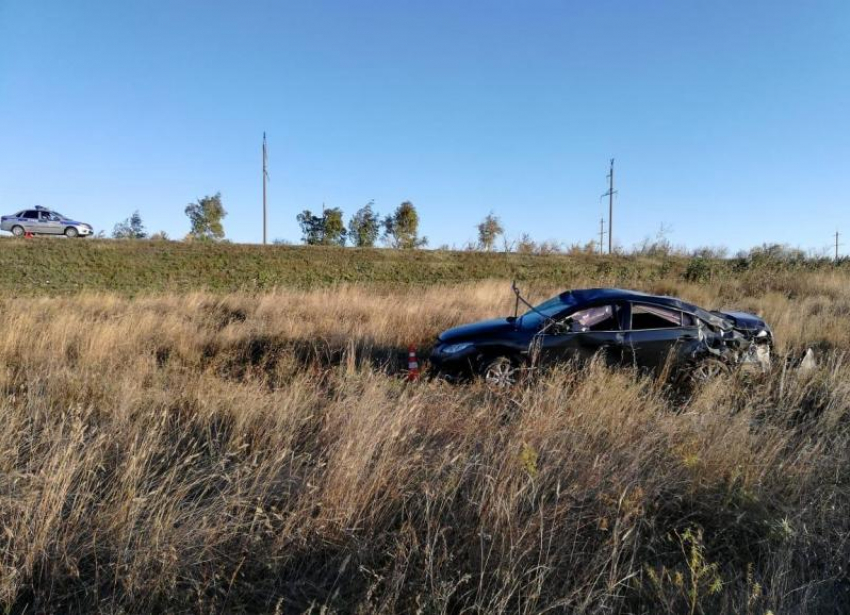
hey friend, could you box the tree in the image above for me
[185,193,226,241]
[112,210,147,239]
[323,208,346,246]
[634,223,674,257]
[476,212,504,251]
[383,201,427,249]
[296,210,323,245]
[515,233,536,254]
[296,207,347,246]
[348,201,381,247]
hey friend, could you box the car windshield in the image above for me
[51,211,67,219]
[519,292,578,328]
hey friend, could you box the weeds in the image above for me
[2,238,849,296]
[0,278,848,612]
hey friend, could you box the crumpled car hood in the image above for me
[716,311,771,333]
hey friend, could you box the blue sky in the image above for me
[1,1,848,252]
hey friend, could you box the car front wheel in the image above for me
[11,225,24,237]
[689,357,730,384]
[65,227,79,238]
[480,356,519,388]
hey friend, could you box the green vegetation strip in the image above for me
[0,239,670,294]
[0,238,845,295]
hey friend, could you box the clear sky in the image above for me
[1,1,848,253]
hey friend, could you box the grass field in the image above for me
[1,243,850,613]
[0,238,667,294]
[1,236,845,295]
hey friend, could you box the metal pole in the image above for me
[600,159,617,254]
[607,159,614,254]
[837,231,841,262]
[262,132,268,245]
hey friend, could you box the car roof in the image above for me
[563,288,696,310]
[561,288,731,328]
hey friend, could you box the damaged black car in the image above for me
[430,287,773,386]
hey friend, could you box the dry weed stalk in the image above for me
[0,279,848,612]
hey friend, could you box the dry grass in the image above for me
[1,275,850,613]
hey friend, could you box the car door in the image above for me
[40,211,63,234]
[20,210,40,232]
[531,302,626,368]
[624,303,699,372]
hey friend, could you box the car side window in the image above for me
[22,210,39,219]
[631,304,683,330]
[567,304,620,332]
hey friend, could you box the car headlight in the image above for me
[442,342,473,355]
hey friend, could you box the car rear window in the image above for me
[631,304,683,330]
[22,211,38,219]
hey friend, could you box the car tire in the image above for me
[480,356,519,388]
[11,225,24,237]
[65,227,79,238]
[689,357,730,384]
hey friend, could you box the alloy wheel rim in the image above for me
[693,361,724,383]
[485,361,516,387]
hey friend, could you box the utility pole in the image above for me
[836,230,842,262]
[601,158,617,254]
[598,217,607,254]
[262,132,268,245]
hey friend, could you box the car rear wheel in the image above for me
[481,356,519,388]
[11,225,25,237]
[65,227,79,238]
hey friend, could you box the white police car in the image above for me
[1,206,94,237]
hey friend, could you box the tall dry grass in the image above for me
[1,275,849,613]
